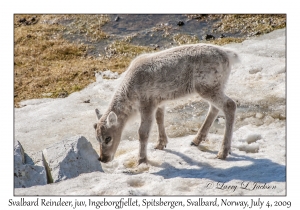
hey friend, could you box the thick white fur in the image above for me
[94,43,240,164]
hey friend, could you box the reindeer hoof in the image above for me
[138,157,147,165]
[217,151,228,160]
[155,144,166,150]
[190,141,199,146]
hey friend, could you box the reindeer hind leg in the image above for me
[155,106,168,150]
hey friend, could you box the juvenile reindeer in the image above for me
[94,43,240,165]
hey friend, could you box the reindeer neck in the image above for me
[105,91,132,128]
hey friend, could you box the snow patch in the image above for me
[14,29,286,196]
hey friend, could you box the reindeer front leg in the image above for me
[138,103,155,165]
[155,106,168,150]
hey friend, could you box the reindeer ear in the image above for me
[93,123,97,130]
[107,111,117,126]
[95,108,102,120]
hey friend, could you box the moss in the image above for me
[40,14,110,41]
[207,37,245,45]
[173,33,244,46]
[63,14,110,41]
[14,15,40,28]
[107,40,153,57]
[14,15,115,106]
[173,34,199,45]
[212,14,286,36]
[186,14,286,37]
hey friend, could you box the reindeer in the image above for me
[93,43,240,165]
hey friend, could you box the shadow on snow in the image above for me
[152,148,286,183]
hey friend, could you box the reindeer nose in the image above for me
[98,155,109,163]
[98,155,103,162]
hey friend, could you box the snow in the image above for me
[14,29,286,196]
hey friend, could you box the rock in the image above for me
[42,93,53,97]
[17,16,38,26]
[203,34,215,40]
[255,31,261,35]
[58,90,68,98]
[18,18,26,23]
[264,116,275,125]
[220,34,226,38]
[83,99,90,103]
[255,113,264,119]
[42,136,103,183]
[150,44,160,50]
[190,14,208,20]
[14,141,25,164]
[279,113,286,120]
[115,16,120,22]
[249,67,263,74]
[14,141,47,188]
[177,21,184,26]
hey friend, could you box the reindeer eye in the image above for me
[105,136,112,144]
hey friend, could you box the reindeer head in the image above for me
[94,109,122,163]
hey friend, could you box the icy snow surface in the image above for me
[15,29,286,196]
